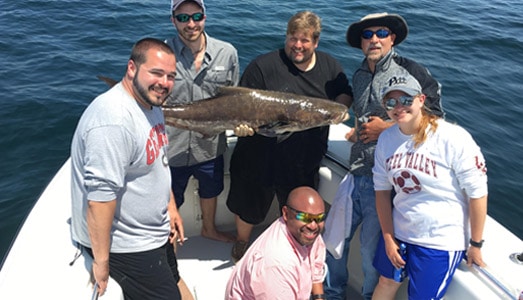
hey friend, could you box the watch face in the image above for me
[162,154,168,166]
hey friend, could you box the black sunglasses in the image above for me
[382,95,415,111]
[361,29,391,39]
[174,12,204,23]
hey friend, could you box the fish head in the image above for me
[297,101,349,125]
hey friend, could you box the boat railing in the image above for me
[471,263,522,299]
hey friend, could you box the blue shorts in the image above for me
[373,236,464,299]
[170,156,224,208]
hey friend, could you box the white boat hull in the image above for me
[1,124,522,299]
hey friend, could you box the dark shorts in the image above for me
[226,133,322,224]
[373,236,464,299]
[85,242,181,300]
[170,156,224,208]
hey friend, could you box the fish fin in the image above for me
[256,124,294,142]
[276,132,293,143]
[97,75,118,88]
[257,121,287,130]
[256,130,277,137]
[256,122,300,141]
[194,130,220,139]
[256,121,288,137]
[216,86,252,96]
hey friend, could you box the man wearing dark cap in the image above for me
[165,0,239,243]
[323,13,444,300]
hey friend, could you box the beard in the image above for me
[132,73,168,108]
[295,226,321,247]
[287,49,313,65]
[178,26,204,43]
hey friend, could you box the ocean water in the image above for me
[1,0,522,263]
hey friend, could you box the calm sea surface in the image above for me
[1,0,522,263]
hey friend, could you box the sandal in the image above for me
[231,240,249,263]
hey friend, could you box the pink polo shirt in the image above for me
[225,217,326,300]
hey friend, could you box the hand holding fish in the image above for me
[234,124,255,137]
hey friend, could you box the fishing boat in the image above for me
[0,123,522,299]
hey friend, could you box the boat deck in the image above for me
[176,225,365,300]
[176,227,260,300]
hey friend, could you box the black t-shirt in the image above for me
[232,49,352,187]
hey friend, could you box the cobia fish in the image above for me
[97,76,349,137]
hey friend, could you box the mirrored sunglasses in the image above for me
[383,95,415,111]
[287,205,326,224]
[174,12,204,23]
[361,29,391,39]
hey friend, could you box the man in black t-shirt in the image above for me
[226,11,353,267]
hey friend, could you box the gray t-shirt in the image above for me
[71,83,171,253]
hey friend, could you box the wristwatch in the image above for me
[469,238,484,248]
[311,294,326,299]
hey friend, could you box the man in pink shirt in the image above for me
[225,186,327,300]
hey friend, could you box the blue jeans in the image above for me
[324,175,381,300]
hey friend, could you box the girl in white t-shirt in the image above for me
[371,73,488,300]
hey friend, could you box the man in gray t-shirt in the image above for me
[71,38,184,299]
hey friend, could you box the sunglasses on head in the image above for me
[287,205,326,224]
[361,29,391,39]
[383,95,415,111]
[174,12,204,23]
